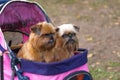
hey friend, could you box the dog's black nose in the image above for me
[49,34,54,43]
[50,35,54,40]
[48,39,54,44]
[49,39,54,42]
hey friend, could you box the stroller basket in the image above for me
[0,0,92,80]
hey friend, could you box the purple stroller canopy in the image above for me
[0,1,50,31]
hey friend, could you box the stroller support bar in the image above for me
[7,45,29,80]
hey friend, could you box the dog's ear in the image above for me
[30,24,42,35]
[73,25,80,32]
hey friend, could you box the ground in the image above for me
[2,0,120,80]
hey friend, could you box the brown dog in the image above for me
[54,24,79,61]
[17,22,57,62]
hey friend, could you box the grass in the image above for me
[108,62,120,67]
[90,67,112,79]
[90,62,120,80]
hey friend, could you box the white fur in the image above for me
[57,24,77,36]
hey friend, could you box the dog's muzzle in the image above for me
[66,39,76,44]
[48,35,55,44]
[48,39,54,44]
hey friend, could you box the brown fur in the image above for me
[17,22,57,62]
[17,23,79,63]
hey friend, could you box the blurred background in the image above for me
[2,0,120,80]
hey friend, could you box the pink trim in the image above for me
[0,28,7,53]
[19,64,88,80]
[3,54,13,80]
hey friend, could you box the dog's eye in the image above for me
[43,33,54,37]
[62,34,68,38]
[68,33,76,37]
[62,33,76,38]
[44,34,49,36]
[72,33,76,36]
[42,34,48,37]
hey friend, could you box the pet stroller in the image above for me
[0,0,92,80]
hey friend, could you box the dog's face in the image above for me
[29,22,56,51]
[56,24,79,52]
